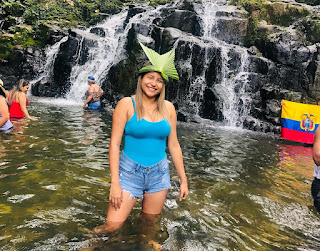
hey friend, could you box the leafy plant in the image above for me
[299,16,320,44]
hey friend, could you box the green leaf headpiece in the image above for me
[138,42,179,82]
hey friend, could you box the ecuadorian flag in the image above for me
[281,100,320,144]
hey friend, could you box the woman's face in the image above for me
[141,72,164,98]
[22,84,30,93]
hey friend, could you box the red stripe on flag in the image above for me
[281,127,315,144]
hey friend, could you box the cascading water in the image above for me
[31,36,69,85]
[178,40,218,117]
[36,0,256,127]
[214,46,251,127]
[65,2,180,103]
[194,0,252,127]
[65,10,129,102]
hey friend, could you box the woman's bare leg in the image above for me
[140,189,167,250]
[93,191,137,233]
[142,189,167,214]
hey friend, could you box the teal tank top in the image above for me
[124,97,171,166]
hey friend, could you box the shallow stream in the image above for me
[0,98,318,250]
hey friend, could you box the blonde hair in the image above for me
[8,79,29,106]
[135,74,169,120]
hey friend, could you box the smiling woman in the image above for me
[7,79,37,121]
[93,42,188,239]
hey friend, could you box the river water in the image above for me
[0,98,318,250]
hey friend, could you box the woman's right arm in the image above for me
[0,97,10,128]
[19,93,37,120]
[83,88,93,107]
[109,97,131,210]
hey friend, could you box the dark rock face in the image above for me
[213,17,249,45]
[200,88,221,120]
[90,27,106,37]
[0,46,46,91]
[160,10,202,36]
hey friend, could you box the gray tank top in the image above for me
[314,164,320,179]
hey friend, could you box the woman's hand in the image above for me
[109,182,123,210]
[179,180,189,201]
[28,117,38,121]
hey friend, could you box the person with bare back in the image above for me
[8,79,37,121]
[83,76,104,110]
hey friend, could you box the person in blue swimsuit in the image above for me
[94,42,189,234]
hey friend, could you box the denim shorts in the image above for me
[119,152,171,198]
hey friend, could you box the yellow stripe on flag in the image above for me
[281,100,320,123]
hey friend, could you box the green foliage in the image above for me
[299,16,320,44]
[243,16,258,47]
[231,0,265,13]
[13,28,36,46]
[230,0,311,46]
[262,4,310,26]
[2,0,25,16]
[0,35,14,60]
[0,0,175,60]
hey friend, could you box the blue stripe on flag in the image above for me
[281,118,318,133]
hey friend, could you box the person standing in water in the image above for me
[8,79,37,120]
[312,126,320,213]
[94,42,188,234]
[0,79,13,131]
[83,76,104,110]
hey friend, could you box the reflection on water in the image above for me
[0,98,318,250]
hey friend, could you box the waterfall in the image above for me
[66,2,180,103]
[178,40,217,117]
[194,0,252,127]
[36,0,256,127]
[65,10,129,102]
[31,36,68,84]
[215,47,251,127]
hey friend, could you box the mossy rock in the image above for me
[299,16,320,44]
[261,2,310,26]
[108,56,139,97]
[232,0,311,46]
[0,35,14,60]
[232,0,310,26]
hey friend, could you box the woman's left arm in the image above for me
[19,93,37,120]
[167,102,189,201]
